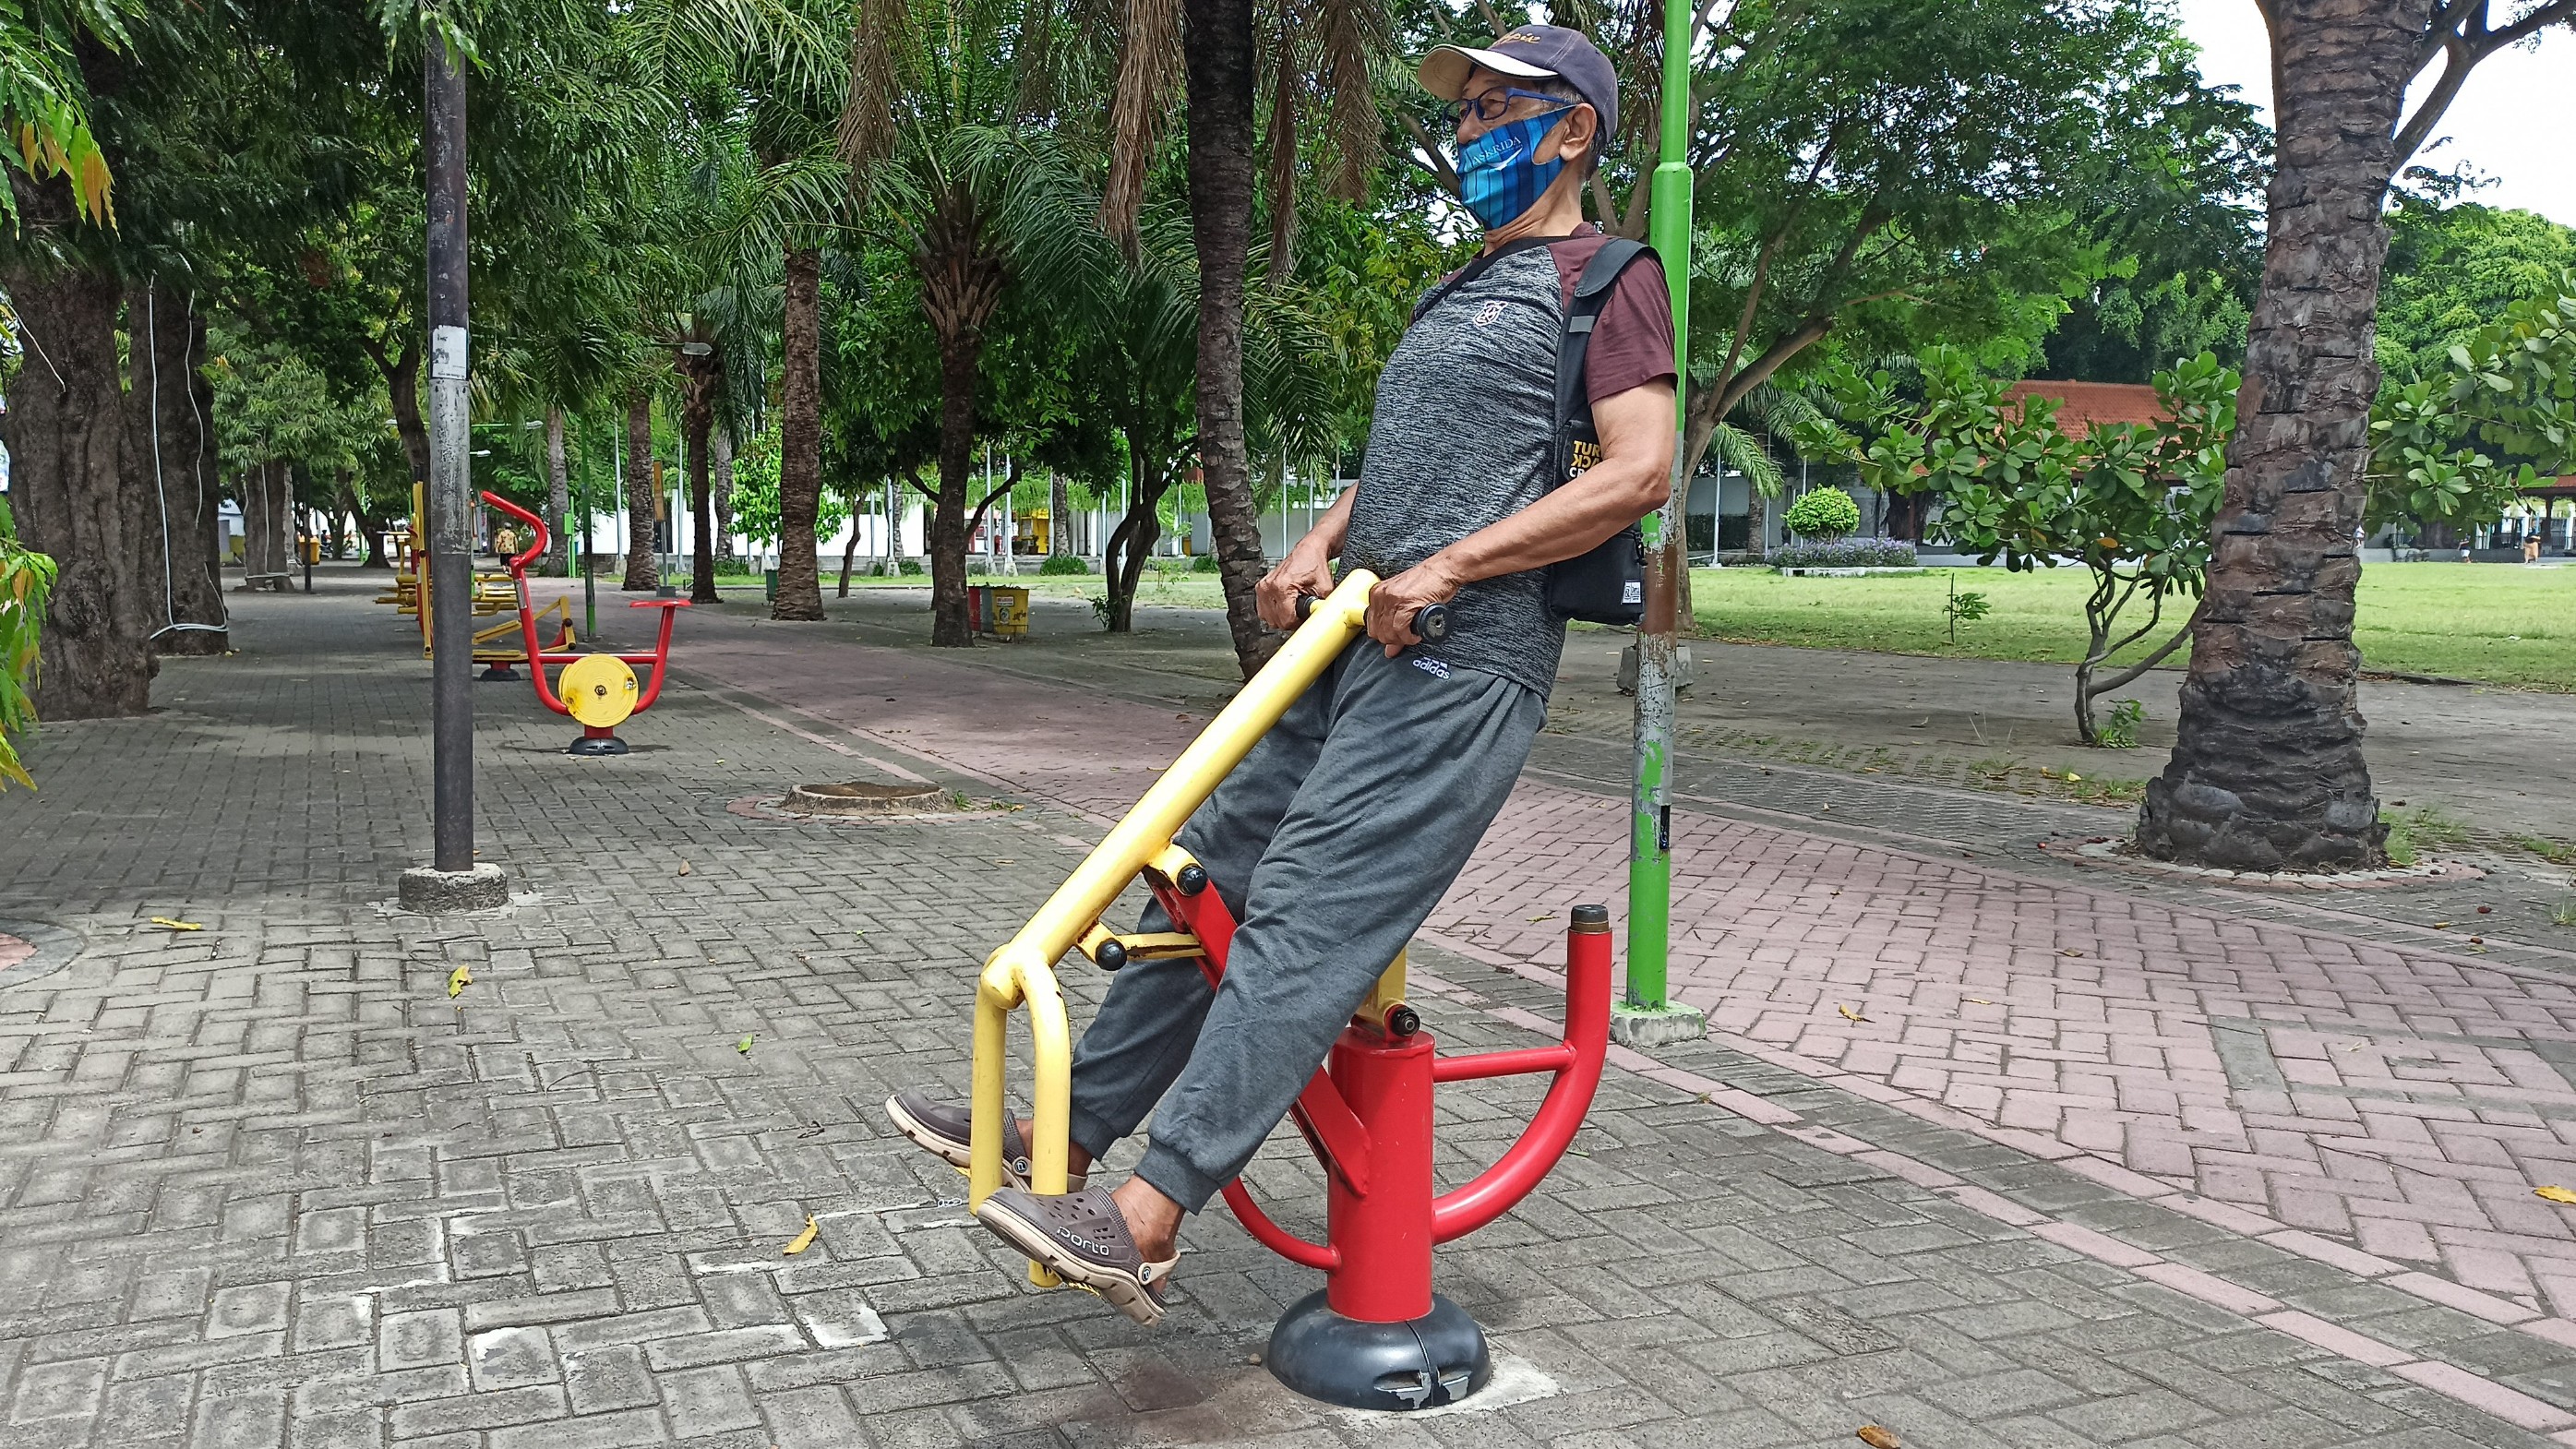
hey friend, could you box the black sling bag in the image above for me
[1544,236,1655,626]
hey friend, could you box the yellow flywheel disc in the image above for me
[559,653,639,728]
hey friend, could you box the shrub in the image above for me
[1038,553,1089,576]
[1192,553,1223,574]
[899,557,924,576]
[1783,488,1862,540]
[1769,539,1917,569]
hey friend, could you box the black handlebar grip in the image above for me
[1293,593,1449,644]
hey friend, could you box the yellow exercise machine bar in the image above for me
[969,570,1408,1271]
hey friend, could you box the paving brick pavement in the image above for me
[657,594,2576,1325]
[3,569,2576,1446]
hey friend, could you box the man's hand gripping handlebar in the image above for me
[1296,593,1449,646]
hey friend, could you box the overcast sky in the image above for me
[2173,0,2572,224]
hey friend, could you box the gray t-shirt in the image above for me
[1342,230,1671,700]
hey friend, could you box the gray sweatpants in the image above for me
[1064,644,1546,1212]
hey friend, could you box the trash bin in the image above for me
[300,536,322,565]
[987,585,1030,640]
[763,569,779,602]
[965,584,987,633]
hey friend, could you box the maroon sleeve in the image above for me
[1583,255,1676,404]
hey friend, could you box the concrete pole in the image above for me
[402,24,506,913]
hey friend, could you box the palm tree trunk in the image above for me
[682,357,719,605]
[713,425,737,563]
[1183,0,1273,679]
[929,332,980,646]
[2135,0,2420,870]
[773,245,827,621]
[0,256,154,718]
[622,385,659,591]
[545,404,571,577]
[1050,473,1071,557]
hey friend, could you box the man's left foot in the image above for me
[973,1184,1176,1326]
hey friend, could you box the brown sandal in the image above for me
[885,1091,1088,1192]
[973,1184,1177,1325]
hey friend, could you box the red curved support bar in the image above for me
[1429,922,1613,1244]
[482,492,570,714]
[629,601,687,711]
[1220,1180,1340,1271]
[481,490,686,716]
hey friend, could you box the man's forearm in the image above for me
[1423,457,1669,588]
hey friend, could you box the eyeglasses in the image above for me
[1436,89,1575,129]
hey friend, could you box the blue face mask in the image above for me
[1456,111,1570,232]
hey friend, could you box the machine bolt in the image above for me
[1384,1003,1420,1037]
[1095,938,1128,971]
[1176,863,1209,895]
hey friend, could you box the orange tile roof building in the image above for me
[1998,380,2172,439]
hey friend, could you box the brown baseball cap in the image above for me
[1418,24,1619,138]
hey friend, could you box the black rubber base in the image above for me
[1265,1290,1491,1411]
[477,665,520,681]
[566,735,629,757]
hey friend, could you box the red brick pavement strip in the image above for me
[657,611,2576,1433]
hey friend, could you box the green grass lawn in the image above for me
[787,558,2576,691]
[1687,562,2576,691]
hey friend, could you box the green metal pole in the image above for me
[1612,0,1707,1047]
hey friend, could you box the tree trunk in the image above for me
[375,339,431,488]
[929,328,976,644]
[0,257,154,718]
[545,404,571,577]
[1102,456,1166,632]
[240,461,295,591]
[622,385,659,591]
[1050,473,1072,557]
[1183,0,1273,679]
[2134,0,2420,871]
[680,354,720,605]
[773,245,827,620]
[839,524,859,596]
[713,425,737,564]
[129,281,227,654]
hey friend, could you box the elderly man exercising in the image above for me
[888,23,1677,1324]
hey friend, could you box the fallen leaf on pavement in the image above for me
[1857,1427,1902,1448]
[2537,1186,2576,1205]
[1969,998,1994,1006]
[2060,949,2084,958]
[149,916,202,931]
[447,964,472,999]
[1838,1004,1868,1023]
[1527,913,1555,922]
[782,1215,821,1255]
[677,861,692,876]
[2431,921,2450,928]
[736,1035,755,1055]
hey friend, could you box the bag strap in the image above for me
[1551,237,1656,485]
[1408,234,1577,323]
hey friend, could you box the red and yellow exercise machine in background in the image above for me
[967,570,1611,1412]
[480,492,687,756]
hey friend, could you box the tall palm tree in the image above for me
[1101,0,1384,677]
[2137,0,2576,871]
[838,0,1121,646]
